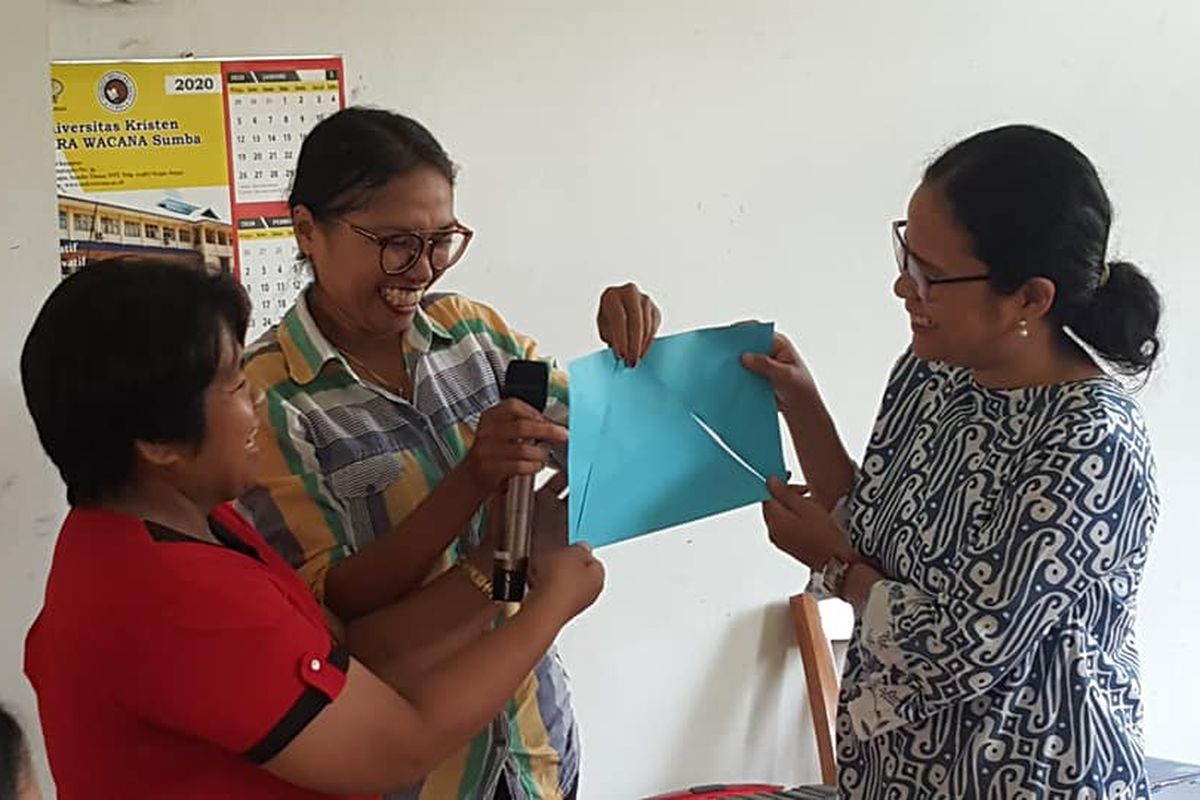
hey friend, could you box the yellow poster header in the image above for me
[52,61,227,192]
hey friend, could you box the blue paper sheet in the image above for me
[568,322,787,547]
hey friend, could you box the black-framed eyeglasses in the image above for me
[892,220,989,300]
[345,220,474,276]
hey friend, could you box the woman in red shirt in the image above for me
[20,257,603,799]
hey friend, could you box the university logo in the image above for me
[97,70,137,113]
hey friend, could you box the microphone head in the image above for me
[502,360,550,412]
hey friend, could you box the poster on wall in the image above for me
[51,55,345,341]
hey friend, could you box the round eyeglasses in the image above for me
[345,220,474,276]
[893,220,989,300]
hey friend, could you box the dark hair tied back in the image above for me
[925,124,1162,377]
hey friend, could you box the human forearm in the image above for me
[324,464,486,617]
[403,594,567,740]
[345,564,497,692]
[781,390,856,511]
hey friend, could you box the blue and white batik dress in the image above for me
[836,350,1158,800]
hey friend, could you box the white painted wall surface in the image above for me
[0,1,1192,796]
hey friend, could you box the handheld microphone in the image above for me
[492,360,550,602]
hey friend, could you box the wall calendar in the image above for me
[52,55,346,342]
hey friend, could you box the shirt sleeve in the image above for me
[514,328,569,469]
[805,482,858,598]
[844,409,1157,740]
[452,296,570,465]
[119,556,350,764]
[238,380,354,600]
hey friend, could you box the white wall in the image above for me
[0,0,67,795]
[12,0,1197,797]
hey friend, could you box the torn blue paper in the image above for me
[568,322,786,547]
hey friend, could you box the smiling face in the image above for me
[294,166,457,341]
[139,326,265,508]
[193,333,265,504]
[893,182,1037,371]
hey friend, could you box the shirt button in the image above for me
[309,659,322,672]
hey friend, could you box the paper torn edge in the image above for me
[688,411,767,483]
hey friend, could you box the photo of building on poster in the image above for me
[57,190,233,276]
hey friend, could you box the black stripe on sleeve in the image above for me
[328,643,350,672]
[243,642,349,765]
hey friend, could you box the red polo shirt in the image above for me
[26,503,377,799]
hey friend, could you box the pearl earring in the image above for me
[1018,320,1029,338]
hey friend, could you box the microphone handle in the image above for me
[493,473,535,601]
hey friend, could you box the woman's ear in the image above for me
[133,439,186,470]
[1018,276,1057,322]
[292,205,318,260]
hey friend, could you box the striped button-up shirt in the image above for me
[239,289,575,800]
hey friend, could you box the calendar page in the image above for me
[51,55,345,342]
[237,215,309,338]
[221,58,345,341]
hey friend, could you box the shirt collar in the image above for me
[404,299,453,355]
[278,290,453,385]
